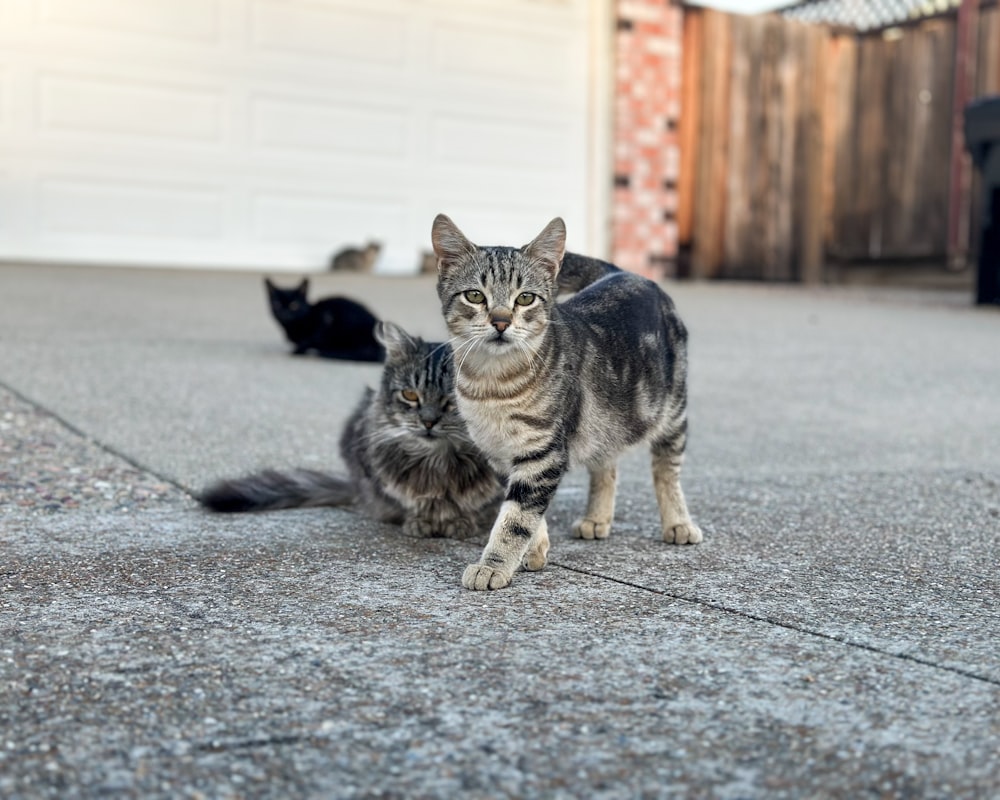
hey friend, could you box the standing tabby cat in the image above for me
[432,214,701,591]
[202,321,503,537]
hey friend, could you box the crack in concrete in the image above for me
[551,560,1000,688]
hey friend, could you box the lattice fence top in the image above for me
[781,0,962,32]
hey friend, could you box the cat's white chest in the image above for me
[458,397,522,468]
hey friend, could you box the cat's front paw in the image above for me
[403,516,475,539]
[441,518,476,540]
[664,522,702,545]
[462,564,513,591]
[403,518,440,538]
[572,517,611,540]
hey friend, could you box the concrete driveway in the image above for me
[2,263,999,798]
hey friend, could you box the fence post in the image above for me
[947,0,981,269]
[800,23,827,284]
[691,9,730,279]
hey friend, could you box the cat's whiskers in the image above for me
[355,427,411,448]
[427,333,473,361]
[442,332,483,371]
[514,336,543,375]
[451,337,478,383]
[453,332,488,384]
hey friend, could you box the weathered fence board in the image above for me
[677,8,702,261]
[834,20,955,260]
[690,9,731,279]
[978,6,1000,96]
[680,4,999,281]
[823,34,855,251]
[797,22,827,283]
[686,10,829,280]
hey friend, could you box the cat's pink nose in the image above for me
[490,311,512,333]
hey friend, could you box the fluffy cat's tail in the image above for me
[200,469,355,513]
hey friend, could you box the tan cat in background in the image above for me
[330,241,381,272]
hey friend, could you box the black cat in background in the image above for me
[265,278,385,363]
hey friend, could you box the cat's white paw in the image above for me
[522,541,549,572]
[462,564,513,590]
[664,522,702,545]
[572,517,611,540]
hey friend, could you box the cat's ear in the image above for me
[297,278,310,293]
[375,321,419,363]
[522,218,566,277]
[431,214,477,276]
[265,278,276,291]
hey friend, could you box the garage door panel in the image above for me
[251,190,406,246]
[0,0,604,269]
[250,0,406,67]
[426,179,587,236]
[427,0,588,24]
[0,170,10,234]
[250,94,408,159]
[38,176,225,240]
[0,65,8,131]
[431,114,578,171]
[422,202,583,252]
[38,73,225,145]
[0,0,18,34]
[39,0,220,44]
[430,22,578,89]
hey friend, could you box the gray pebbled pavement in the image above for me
[1,263,999,798]
[1,388,186,517]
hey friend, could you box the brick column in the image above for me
[612,0,684,278]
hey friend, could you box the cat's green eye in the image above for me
[463,290,486,304]
[400,389,419,403]
[515,292,536,306]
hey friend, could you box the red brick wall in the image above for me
[612,0,684,278]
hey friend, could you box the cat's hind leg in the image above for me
[572,466,617,540]
[651,426,702,545]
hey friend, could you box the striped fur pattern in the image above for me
[433,214,702,590]
[201,322,503,538]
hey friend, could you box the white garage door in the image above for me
[0,0,608,272]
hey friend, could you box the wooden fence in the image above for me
[679,3,1000,281]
